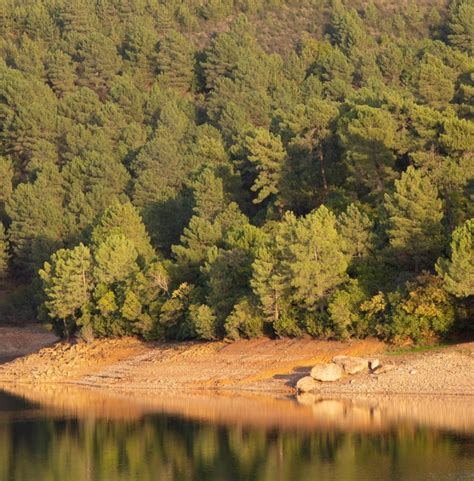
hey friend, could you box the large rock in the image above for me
[296,376,316,393]
[310,363,343,382]
[332,355,350,365]
[332,355,368,375]
[342,358,368,375]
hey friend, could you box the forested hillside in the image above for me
[0,0,472,342]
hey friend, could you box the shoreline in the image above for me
[0,326,473,398]
[2,382,474,436]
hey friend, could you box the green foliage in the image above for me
[156,31,195,91]
[416,54,455,107]
[337,204,376,261]
[0,222,9,278]
[94,234,139,285]
[188,303,218,340]
[224,298,264,340]
[384,167,445,271]
[381,274,456,344]
[448,0,474,54]
[39,243,92,338]
[338,104,398,198]
[243,128,286,204]
[436,219,474,298]
[0,0,470,344]
[91,201,155,263]
[328,280,369,339]
[6,166,65,274]
[288,206,348,310]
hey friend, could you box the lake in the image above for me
[0,386,473,481]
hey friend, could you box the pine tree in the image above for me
[59,0,95,37]
[337,204,376,260]
[8,34,47,80]
[251,246,290,325]
[187,304,218,340]
[0,222,9,279]
[250,212,298,325]
[288,206,348,310]
[384,166,445,271]
[416,54,455,107]
[76,32,121,97]
[39,243,92,338]
[191,169,227,221]
[0,156,13,217]
[436,219,473,298]
[91,201,155,263]
[132,123,188,209]
[62,152,130,235]
[330,1,367,54]
[338,104,398,198]
[108,75,145,123]
[156,30,195,92]
[173,202,247,281]
[46,50,76,98]
[278,97,339,194]
[448,0,474,54]
[94,234,140,286]
[6,166,65,275]
[244,128,286,205]
[0,65,58,173]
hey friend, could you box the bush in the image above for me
[328,280,370,339]
[273,307,303,337]
[380,273,456,344]
[188,304,219,340]
[224,298,264,340]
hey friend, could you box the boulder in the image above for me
[296,375,316,393]
[343,359,367,375]
[310,363,343,382]
[342,358,368,375]
[332,355,368,375]
[332,355,350,365]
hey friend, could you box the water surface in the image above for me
[0,386,473,481]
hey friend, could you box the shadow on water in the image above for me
[0,385,473,481]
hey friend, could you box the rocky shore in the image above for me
[0,326,473,397]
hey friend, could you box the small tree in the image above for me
[288,206,348,311]
[91,201,155,263]
[39,244,92,338]
[244,128,286,205]
[384,167,444,271]
[436,219,473,298]
[0,222,9,279]
[156,30,195,91]
[337,204,376,260]
[94,234,139,286]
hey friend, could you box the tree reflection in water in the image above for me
[0,388,473,481]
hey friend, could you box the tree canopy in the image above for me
[0,0,472,343]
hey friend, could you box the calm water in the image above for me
[0,388,474,481]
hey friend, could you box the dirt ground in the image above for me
[0,326,473,397]
[0,325,57,363]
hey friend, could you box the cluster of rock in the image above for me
[296,355,389,393]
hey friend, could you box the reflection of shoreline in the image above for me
[1,384,474,435]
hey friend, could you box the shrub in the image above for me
[381,273,456,344]
[188,304,219,340]
[224,298,264,340]
[328,280,370,338]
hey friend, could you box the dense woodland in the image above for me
[0,0,472,343]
